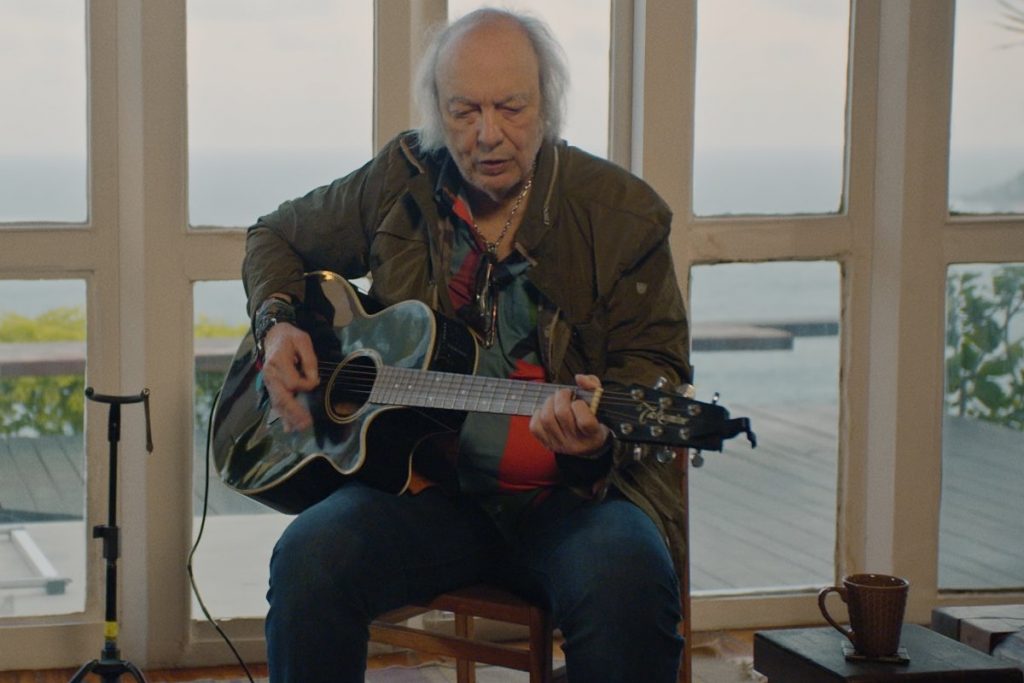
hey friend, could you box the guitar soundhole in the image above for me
[325,353,377,423]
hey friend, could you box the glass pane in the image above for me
[0,1,87,224]
[191,281,288,619]
[949,1,1024,214]
[689,262,839,593]
[939,264,1024,590]
[187,0,374,227]
[448,0,610,158]
[693,0,849,216]
[0,279,86,617]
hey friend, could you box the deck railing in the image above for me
[0,319,839,379]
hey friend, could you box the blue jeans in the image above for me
[265,482,682,682]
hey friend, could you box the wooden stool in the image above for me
[370,583,566,683]
[370,451,692,682]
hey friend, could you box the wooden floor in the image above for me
[689,401,838,590]
[1,403,1021,680]
[0,629,759,682]
[2,408,1023,591]
[0,434,82,521]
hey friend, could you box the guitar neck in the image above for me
[370,365,593,417]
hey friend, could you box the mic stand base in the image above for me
[69,655,147,683]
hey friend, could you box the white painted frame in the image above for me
[1,0,1022,670]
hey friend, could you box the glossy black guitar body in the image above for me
[211,271,756,514]
[211,271,477,513]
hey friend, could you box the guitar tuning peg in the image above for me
[653,376,674,392]
[655,447,676,464]
[690,451,705,468]
[676,383,697,399]
[711,391,720,405]
[632,445,646,462]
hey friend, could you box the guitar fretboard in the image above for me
[370,366,594,416]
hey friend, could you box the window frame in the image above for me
[2,0,1023,670]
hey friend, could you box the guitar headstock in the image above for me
[598,384,756,462]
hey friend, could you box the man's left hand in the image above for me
[530,374,611,457]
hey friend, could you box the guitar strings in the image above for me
[287,359,702,418]
[273,358,703,437]
[309,360,682,409]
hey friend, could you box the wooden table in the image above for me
[932,605,1024,654]
[754,624,1023,682]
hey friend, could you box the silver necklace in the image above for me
[473,175,534,256]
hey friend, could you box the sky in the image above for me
[2,0,1022,158]
[0,0,1022,225]
[0,0,86,158]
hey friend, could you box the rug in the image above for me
[188,657,764,682]
[691,656,766,683]
[368,661,763,682]
[187,664,527,683]
[366,664,528,682]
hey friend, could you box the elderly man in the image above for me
[244,8,690,682]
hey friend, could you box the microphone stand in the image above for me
[69,388,153,683]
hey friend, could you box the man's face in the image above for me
[435,19,544,204]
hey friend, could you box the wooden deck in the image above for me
[689,402,839,592]
[0,434,83,521]
[1,407,1022,595]
[938,414,1024,588]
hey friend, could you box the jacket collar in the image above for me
[511,139,559,255]
[396,133,571,313]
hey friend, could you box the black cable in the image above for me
[186,389,257,683]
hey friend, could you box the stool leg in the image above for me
[528,606,553,683]
[455,612,475,683]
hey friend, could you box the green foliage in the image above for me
[0,375,85,436]
[0,307,85,342]
[0,308,245,437]
[945,265,1024,431]
[195,314,248,339]
[0,307,86,436]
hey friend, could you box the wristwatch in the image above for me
[253,296,297,353]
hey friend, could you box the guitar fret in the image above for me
[496,378,512,414]
[371,365,570,417]
[474,374,492,413]
[451,372,467,411]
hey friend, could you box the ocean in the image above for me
[2,145,1020,317]
[1,148,1020,412]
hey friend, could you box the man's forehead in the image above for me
[445,15,531,52]
[436,18,539,80]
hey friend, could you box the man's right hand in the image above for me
[259,322,319,432]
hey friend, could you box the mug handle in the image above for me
[818,586,855,644]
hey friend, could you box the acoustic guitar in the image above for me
[211,271,755,514]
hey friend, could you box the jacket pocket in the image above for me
[368,202,432,305]
[568,313,608,378]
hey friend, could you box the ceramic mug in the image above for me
[818,573,909,657]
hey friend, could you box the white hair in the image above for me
[414,8,570,154]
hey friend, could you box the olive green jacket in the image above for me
[243,132,692,572]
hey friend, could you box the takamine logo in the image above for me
[637,403,691,427]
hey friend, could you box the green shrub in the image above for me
[0,308,247,436]
[945,265,1024,431]
[0,307,86,436]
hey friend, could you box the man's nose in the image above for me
[476,108,503,148]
